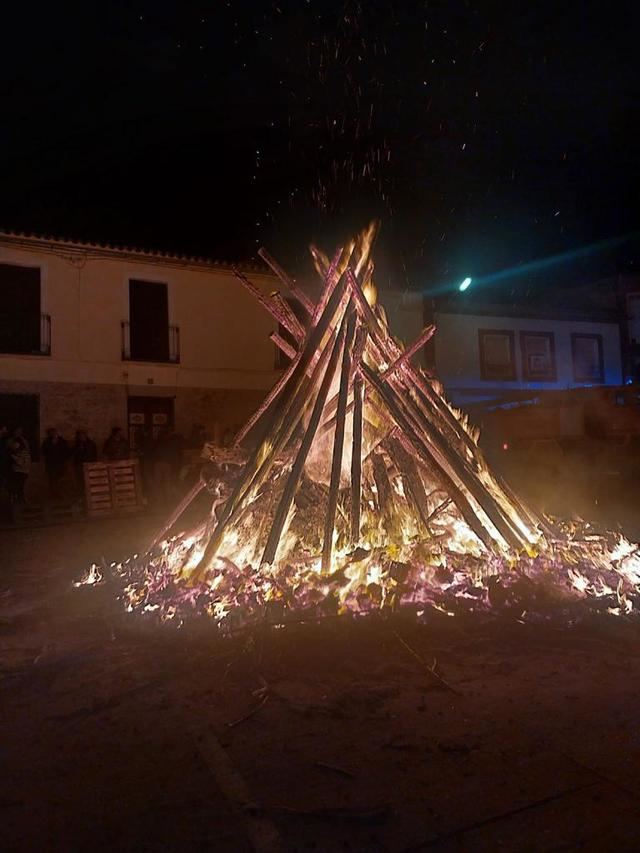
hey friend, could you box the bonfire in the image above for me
[78,224,640,628]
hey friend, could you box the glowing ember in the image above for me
[76,226,640,630]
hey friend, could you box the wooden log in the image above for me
[270,332,297,361]
[370,450,399,540]
[361,362,498,552]
[234,264,345,447]
[146,479,205,554]
[311,247,345,327]
[386,437,432,533]
[322,309,357,573]
[396,378,527,550]
[350,374,364,544]
[271,292,305,342]
[258,247,315,316]
[195,332,337,580]
[391,382,525,550]
[349,270,532,550]
[261,311,350,565]
[323,325,369,421]
[232,268,300,339]
[398,376,525,550]
[192,278,349,580]
[380,324,436,380]
[346,267,478,456]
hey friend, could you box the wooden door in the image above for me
[127,396,174,451]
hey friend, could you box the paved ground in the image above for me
[2,504,640,852]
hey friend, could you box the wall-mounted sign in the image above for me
[152,413,168,425]
[129,412,145,424]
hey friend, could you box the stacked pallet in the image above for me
[84,460,143,518]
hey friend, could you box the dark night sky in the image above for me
[1,1,639,289]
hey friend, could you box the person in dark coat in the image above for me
[41,428,69,499]
[72,429,97,494]
[103,427,129,461]
[0,425,9,494]
[8,427,31,504]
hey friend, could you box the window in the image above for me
[520,331,556,382]
[128,279,169,362]
[571,333,604,383]
[478,329,516,381]
[0,263,42,355]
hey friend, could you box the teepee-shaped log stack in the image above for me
[181,228,548,584]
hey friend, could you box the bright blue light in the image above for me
[459,277,472,291]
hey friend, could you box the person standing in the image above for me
[0,425,9,495]
[8,427,31,504]
[72,429,97,496]
[41,427,69,500]
[103,427,129,461]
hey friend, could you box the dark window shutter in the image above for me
[129,279,169,362]
[0,263,41,354]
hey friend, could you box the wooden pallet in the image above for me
[84,460,143,518]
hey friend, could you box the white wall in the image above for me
[0,239,281,392]
[434,311,622,400]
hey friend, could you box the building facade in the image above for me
[0,232,427,475]
[0,232,283,461]
[433,310,623,406]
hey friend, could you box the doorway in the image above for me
[0,392,40,459]
[127,396,175,451]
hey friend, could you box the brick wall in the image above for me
[0,379,127,446]
[0,378,268,499]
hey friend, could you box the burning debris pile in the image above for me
[78,225,640,628]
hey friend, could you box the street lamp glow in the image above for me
[459,276,472,291]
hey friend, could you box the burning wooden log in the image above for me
[386,437,433,534]
[271,292,305,342]
[350,374,364,545]
[360,361,498,552]
[192,275,350,580]
[93,223,633,641]
[371,449,399,541]
[183,227,548,588]
[348,269,534,551]
[379,324,436,381]
[262,311,350,566]
[322,309,357,573]
[258,247,315,316]
[233,249,344,446]
[270,332,297,362]
[233,267,300,340]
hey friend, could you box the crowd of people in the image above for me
[0,423,200,508]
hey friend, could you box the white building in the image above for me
[0,231,425,471]
[434,310,623,406]
[0,232,283,457]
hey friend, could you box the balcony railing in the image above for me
[40,313,51,355]
[121,321,180,364]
